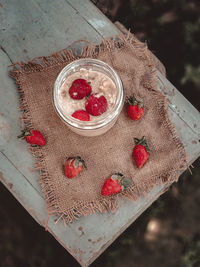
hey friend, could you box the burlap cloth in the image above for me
[10,35,187,224]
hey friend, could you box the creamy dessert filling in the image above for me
[57,68,117,121]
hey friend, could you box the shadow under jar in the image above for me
[53,59,124,136]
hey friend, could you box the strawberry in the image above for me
[127,95,144,121]
[101,172,132,196]
[69,79,92,100]
[72,110,90,121]
[18,129,46,146]
[85,93,108,116]
[133,136,150,168]
[64,156,86,178]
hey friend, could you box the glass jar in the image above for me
[52,59,124,136]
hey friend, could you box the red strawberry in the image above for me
[101,172,132,196]
[127,95,144,121]
[133,136,150,168]
[69,79,92,100]
[85,93,108,116]
[64,156,86,178]
[18,129,46,146]
[72,110,90,121]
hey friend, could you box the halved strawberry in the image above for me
[72,110,90,121]
[85,93,108,116]
[69,79,92,100]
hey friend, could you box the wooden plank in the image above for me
[65,0,120,37]
[0,0,119,63]
[0,49,42,194]
[0,152,47,225]
[0,0,100,61]
[157,71,200,161]
[1,48,199,266]
[0,0,200,266]
[157,71,200,136]
[0,149,169,266]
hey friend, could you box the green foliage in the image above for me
[116,0,200,110]
[181,65,200,85]
[149,198,165,217]
[182,239,200,267]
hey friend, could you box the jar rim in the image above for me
[52,58,124,130]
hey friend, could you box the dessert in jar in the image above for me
[53,59,124,136]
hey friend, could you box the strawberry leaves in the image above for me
[102,172,132,196]
[121,177,132,190]
[134,136,151,154]
[127,95,144,108]
[111,172,123,180]
[66,156,87,169]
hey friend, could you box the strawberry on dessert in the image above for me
[72,110,90,121]
[58,68,117,122]
[85,93,108,116]
[69,79,91,100]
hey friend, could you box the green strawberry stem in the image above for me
[127,94,143,108]
[66,156,87,169]
[114,172,123,177]
[134,136,151,154]
[81,159,87,169]
[17,129,31,139]
[111,172,132,190]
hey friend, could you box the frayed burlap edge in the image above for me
[9,34,187,225]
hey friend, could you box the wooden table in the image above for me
[0,1,200,266]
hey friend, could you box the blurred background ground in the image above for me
[1,0,200,266]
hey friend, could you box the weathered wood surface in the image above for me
[0,0,200,266]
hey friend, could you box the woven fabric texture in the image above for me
[10,35,187,224]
